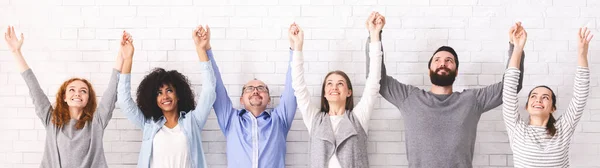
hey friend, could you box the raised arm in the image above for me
[364,12,418,109]
[557,27,593,131]
[117,31,147,129]
[502,24,528,135]
[476,22,527,112]
[353,13,384,132]
[272,26,299,130]
[190,25,217,128]
[5,26,53,127]
[94,32,128,128]
[208,43,238,135]
[289,23,319,132]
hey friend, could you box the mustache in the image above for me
[435,67,452,74]
[249,94,263,99]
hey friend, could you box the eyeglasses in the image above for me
[243,85,268,93]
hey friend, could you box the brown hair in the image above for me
[525,85,557,137]
[53,78,97,129]
[320,70,354,113]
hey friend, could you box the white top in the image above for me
[150,124,191,168]
[502,67,590,168]
[291,42,383,168]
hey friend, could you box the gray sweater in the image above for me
[22,69,119,168]
[365,36,524,168]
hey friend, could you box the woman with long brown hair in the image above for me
[4,26,133,168]
[290,12,384,168]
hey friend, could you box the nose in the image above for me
[160,93,168,100]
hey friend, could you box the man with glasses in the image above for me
[205,24,298,168]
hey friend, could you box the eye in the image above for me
[167,89,173,93]
[326,82,332,86]
[337,82,344,86]
[530,95,536,99]
[543,96,549,100]
[157,91,162,95]
[69,89,75,92]
[81,90,87,94]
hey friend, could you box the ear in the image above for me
[347,89,352,97]
[239,97,244,106]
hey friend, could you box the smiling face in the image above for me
[63,80,90,110]
[429,51,458,86]
[323,73,352,104]
[525,86,556,117]
[240,80,270,110]
[156,84,179,114]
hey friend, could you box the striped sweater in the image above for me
[502,67,590,168]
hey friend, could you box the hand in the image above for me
[120,31,134,60]
[366,12,385,42]
[508,22,518,44]
[193,25,211,51]
[511,22,527,49]
[4,26,24,53]
[288,23,304,51]
[578,27,594,56]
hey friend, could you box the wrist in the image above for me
[196,46,207,51]
[11,50,21,55]
[513,45,524,51]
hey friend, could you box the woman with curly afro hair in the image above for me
[4,26,130,168]
[117,25,216,168]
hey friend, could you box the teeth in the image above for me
[331,93,339,95]
[162,101,172,105]
[72,98,82,102]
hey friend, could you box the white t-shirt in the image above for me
[150,124,191,168]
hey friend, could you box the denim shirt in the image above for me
[117,61,216,168]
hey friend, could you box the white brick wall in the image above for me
[1,0,600,167]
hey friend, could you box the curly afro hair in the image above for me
[136,68,195,121]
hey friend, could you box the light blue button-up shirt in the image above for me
[208,49,297,168]
[117,61,216,168]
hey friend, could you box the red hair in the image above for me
[52,78,97,129]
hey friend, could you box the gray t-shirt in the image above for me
[365,36,524,168]
[22,69,119,168]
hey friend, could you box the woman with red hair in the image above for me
[4,26,133,168]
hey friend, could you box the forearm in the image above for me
[122,58,132,74]
[508,46,523,69]
[578,50,589,67]
[196,47,209,62]
[12,51,30,73]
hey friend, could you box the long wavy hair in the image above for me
[53,78,97,129]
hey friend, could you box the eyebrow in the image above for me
[530,93,550,97]
[434,56,454,60]
[68,86,88,90]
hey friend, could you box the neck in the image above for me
[69,107,83,120]
[163,110,179,128]
[529,115,549,127]
[430,85,453,95]
[328,101,346,116]
[246,107,266,117]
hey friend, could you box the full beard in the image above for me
[429,67,457,86]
